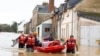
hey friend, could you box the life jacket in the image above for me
[66,38,76,49]
[26,37,35,45]
[19,36,25,44]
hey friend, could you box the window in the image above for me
[45,28,50,32]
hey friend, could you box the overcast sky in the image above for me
[0,0,65,25]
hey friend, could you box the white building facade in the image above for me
[79,17,100,47]
[58,8,78,41]
[36,19,52,42]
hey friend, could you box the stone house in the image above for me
[76,0,100,46]
[31,0,54,32]
[35,0,54,41]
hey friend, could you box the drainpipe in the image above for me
[71,8,73,35]
[31,19,32,32]
[77,15,80,46]
[59,15,61,41]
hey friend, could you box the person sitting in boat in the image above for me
[17,33,26,48]
[47,33,54,41]
[42,36,60,47]
[63,35,78,53]
[24,33,35,52]
[42,37,51,47]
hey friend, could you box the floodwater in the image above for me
[0,32,100,56]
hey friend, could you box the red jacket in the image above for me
[19,36,25,44]
[66,38,76,49]
[26,37,35,46]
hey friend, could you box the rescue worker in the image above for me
[17,33,26,48]
[33,32,42,47]
[63,35,78,53]
[24,33,35,52]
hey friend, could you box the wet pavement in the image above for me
[0,32,100,56]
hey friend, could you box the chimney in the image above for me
[49,0,54,12]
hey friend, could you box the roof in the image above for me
[33,5,49,13]
[53,0,80,15]
[78,12,100,22]
[77,0,100,13]
[77,0,100,20]
[68,0,81,8]
[38,5,49,13]
[80,17,100,26]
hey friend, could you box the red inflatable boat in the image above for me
[37,45,65,53]
[36,41,65,53]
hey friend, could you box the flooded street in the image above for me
[16,46,100,56]
[0,32,100,56]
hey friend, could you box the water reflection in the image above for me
[17,52,80,56]
[17,46,100,56]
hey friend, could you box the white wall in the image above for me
[60,8,78,40]
[80,17,100,46]
[18,21,26,32]
[42,19,52,24]
[36,19,52,42]
[57,21,60,40]
[36,24,42,42]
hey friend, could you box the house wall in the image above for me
[31,6,39,32]
[38,13,51,25]
[79,17,100,47]
[57,20,60,40]
[31,0,54,32]
[36,24,42,42]
[24,23,30,34]
[24,24,26,34]
[52,14,58,39]
[42,24,52,38]
[60,8,78,41]
[36,19,52,41]
[29,23,31,33]
[32,13,38,31]
[18,23,24,33]
[32,12,51,32]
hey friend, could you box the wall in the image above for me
[36,24,42,42]
[42,24,52,38]
[38,13,51,25]
[60,8,78,41]
[31,6,39,32]
[52,14,58,38]
[32,13,38,31]
[79,17,100,46]
[36,19,52,41]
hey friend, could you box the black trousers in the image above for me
[18,43,25,48]
[26,45,34,52]
[66,49,75,53]
[35,41,42,47]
